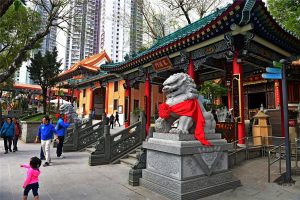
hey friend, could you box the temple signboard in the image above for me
[151,56,173,72]
[232,74,241,122]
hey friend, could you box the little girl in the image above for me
[21,157,41,200]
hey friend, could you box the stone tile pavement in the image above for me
[0,140,300,200]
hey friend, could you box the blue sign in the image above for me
[266,67,282,74]
[262,73,282,79]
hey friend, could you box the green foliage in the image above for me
[199,80,227,106]
[27,47,62,89]
[27,47,62,114]
[0,77,14,90]
[268,0,300,37]
[0,3,41,75]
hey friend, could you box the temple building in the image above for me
[100,0,300,143]
[56,51,164,126]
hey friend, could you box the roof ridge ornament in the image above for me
[239,0,256,25]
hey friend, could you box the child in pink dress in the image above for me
[21,157,41,200]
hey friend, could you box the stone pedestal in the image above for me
[140,133,241,200]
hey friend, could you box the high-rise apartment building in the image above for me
[65,0,101,69]
[65,0,143,67]
[99,0,143,62]
[129,0,143,56]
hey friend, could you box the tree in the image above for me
[160,0,223,24]
[199,80,227,108]
[0,0,83,84]
[27,48,62,114]
[268,0,300,37]
[0,3,41,83]
[0,77,14,120]
[141,0,182,40]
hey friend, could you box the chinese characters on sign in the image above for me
[232,74,241,122]
[151,57,173,72]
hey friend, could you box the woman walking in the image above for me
[13,117,22,152]
[0,117,15,154]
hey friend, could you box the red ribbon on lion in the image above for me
[159,99,211,146]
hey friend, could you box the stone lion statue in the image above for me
[155,73,216,145]
[59,103,81,124]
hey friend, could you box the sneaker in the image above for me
[40,157,45,160]
[13,150,16,152]
[4,151,8,154]
[57,156,64,159]
[43,162,50,167]
[9,149,12,152]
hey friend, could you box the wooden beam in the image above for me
[251,34,291,57]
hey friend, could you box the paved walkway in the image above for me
[1,141,300,200]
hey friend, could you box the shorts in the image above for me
[23,182,39,196]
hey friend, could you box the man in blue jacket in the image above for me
[0,117,15,154]
[55,114,70,158]
[35,116,58,167]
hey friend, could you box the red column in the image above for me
[279,80,285,137]
[90,88,94,111]
[233,50,245,145]
[187,54,195,80]
[227,81,232,109]
[105,85,109,114]
[125,80,131,128]
[145,73,151,135]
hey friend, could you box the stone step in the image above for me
[120,157,137,167]
[85,147,96,153]
[128,153,138,159]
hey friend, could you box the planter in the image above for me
[20,121,57,143]
[20,121,41,143]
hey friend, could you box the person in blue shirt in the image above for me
[0,117,15,154]
[35,116,58,167]
[55,114,70,158]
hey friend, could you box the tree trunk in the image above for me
[0,0,14,18]
[179,3,192,24]
[42,88,47,114]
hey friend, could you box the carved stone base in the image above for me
[140,133,241,199]
[129,169,142,186]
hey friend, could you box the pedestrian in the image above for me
[55,113,70,159]
[109,114,115,129]
[0,117,15,154]
[115,112,121,127]
[35,116,58,167]
[40,115,53,160]
[13,117,22,152]
[91,108,95,119]
[21,157,41,200]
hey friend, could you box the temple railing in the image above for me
[89,112,146,166]
[64,119,101,152]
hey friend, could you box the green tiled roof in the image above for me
[67,71,109,85]
[102,3,232,69]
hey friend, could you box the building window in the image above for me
[83,89,86,97]
[113,99,118,110]
[114,81,118,92]
[134,100,139,110]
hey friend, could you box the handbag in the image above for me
[0,129,6,138]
